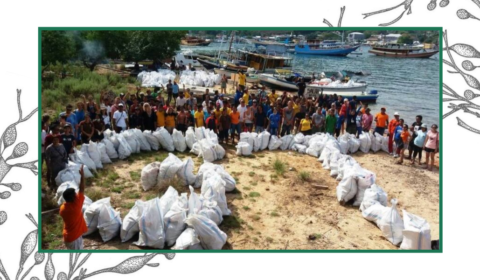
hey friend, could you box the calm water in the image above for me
[184,44,440,127]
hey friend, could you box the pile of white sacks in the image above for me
[137,70,176,87]
[235,130,431,250]
[178,70,221,87]
[54,151,236,249]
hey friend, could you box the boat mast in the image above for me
[228,30,236,61]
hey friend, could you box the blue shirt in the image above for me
[172,84,179,94]
[394,125,403,140]
[60,112,78,134]
[269,113,281,128]
[414,130,427,147]
[234,90,243,103]
[74,109,85,124]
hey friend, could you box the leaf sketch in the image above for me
[362,0,450,26]
[0,214,175,280]
[443,30,480,134]
[0,90,38,225]
[457,0,480,20]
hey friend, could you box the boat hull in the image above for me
[306,90,378,102]
[368,49,438,58]
[295,45,360,56]
[197,58,220,70]
[306,83,368,93]
[259,74,298,91]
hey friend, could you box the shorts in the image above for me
[301,129,311,135]
[245,122,253,130]
[230,123,241,135]
[424,147,436,153]
[395,138,404,150]
[374,127,385,136]
[177,124,187,133]
[255,126,264,133]
[65,236,84,250]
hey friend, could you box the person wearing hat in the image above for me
[387,112,400,156]
[411,124,428,165]
[374,107,389,137]
[113,103,129,133]
[60,123,76,155]
[45,134,67,189]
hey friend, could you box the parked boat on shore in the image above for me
[369,44,438,58]
[295,40,360,56]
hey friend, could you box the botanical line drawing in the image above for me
[362,0,450,26]
[0,214,175,280]
[0,90,38,226]
[457,0,480,21]
[442,30,480,134]
[323,6,346,27]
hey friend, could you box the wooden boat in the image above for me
[181,36,211,47]
[369,44,438,58]
[295,40,360,56]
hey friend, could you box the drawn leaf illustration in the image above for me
[3,125,17,150]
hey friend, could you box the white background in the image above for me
[0,0,478,279]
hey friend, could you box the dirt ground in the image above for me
[41,145,440,250]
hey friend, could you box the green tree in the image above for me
[123,30,187,63]
[41,30,75,71]
[397,34,413,45]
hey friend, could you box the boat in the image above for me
[306,71,368,93]
[368,44,438,58]
[197,56,221,70]
[306,90,379,102]
[258,70,312,92]
[234,49,293,72]
[295,40,360,56]
[171,51,202,68]
[181,36,211,47]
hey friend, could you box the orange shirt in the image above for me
[388,118,399,134]
[59,192,87,243]
[401,130,410,143]
[375,113,389,128]
[230,111,240,124]
[165,115,175,127]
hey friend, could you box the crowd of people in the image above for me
[42,82,439,189]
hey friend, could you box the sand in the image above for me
[41,145,439,250]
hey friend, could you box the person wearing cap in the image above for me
[388,112,400,155]
[412,124,428,165]
[166,80,173,105]
[374,107,389,137]
[45,134,67,189]
[423,124,439,171]
[119,92,127,106]
[113,103,129,133]
[100,105,111,130]
[221,74,228,94]
[238,71,246,91]
[362,108,373,132]
[194,105,205,128]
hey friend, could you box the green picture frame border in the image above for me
[38,26,443,253]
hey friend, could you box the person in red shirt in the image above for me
[339,99,350,135]
[59,165,87,250]
[388,112,400,155]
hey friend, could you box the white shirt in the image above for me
[113,110,128,128]
[41,130,47,153]
[103,114,111,125]
[176,97,187,107]
[101,103,111,114]
[237,105,247,122]
[216,99,224,108]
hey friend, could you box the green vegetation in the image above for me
[41,215,64,250]
[85,189,103,202]
[122,201,136,209]
[111,186,124,193]
[124,191,142,199]
[248,171,255,177]
[270,211,279,217]
[129,171,141,181]
[266,237,274,243]
[249,192,260,198]
[251,215,261,221]
[298,171,311,182]
[242,206,251,211]
[273,159,286,176]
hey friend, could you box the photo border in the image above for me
[38,26,443,253]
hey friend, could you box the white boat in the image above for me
[171,50,202,68]
[306,79,368,93]
[258,73,299,91]
[305,90,379,102]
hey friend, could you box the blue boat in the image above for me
[295,40,360,56]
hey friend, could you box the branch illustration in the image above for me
[323,6,346,27]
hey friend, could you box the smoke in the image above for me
[81,40,105,62]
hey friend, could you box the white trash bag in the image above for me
[74,150,97,173]
[359,132,372,153]
[377,199,404,246]
[135,198,165,249]
[195,127,208,141]
[55,181,79,205]
[336,174,358,204]
[185,214,227,250]
[97,142,112,164]
[280,135,294,150]
[198,199,223,225]
[172,129,187,152]
[360,184,388,212]
[83,197,111,236]
[133,128,151,151]
[348,137,360,154]
[293,132,305,145]
[188,186,203,216]
[97,204,122,242]
[81,142,103,169]
[370,132,382,153]
[154,127,175,152]
[141,162,161,191]
[177,158,197,186]
[400,210,431,250]
[236,142,252,156]
[120,200,146,242]
[143,130,159,151]
[164,193,188,247]
[101,138,118,159]
[185,127,196,149]
[291,143,307,153]
[157,153,183,187]
[171,228,202,250]
[268,135,283,150]
[258,131,270,150]
[116,134,132,159]
[190,142,202,156]
[362,203,386,223]
[201,170,230,215]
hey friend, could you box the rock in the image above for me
[308,234,316,240]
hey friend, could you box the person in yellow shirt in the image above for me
[238,71,246,91]
[184,88,191,99]
[268,89,278,105]
[194,105,205,127]
[214,104,222,123]
[300,114,312,135]
[165,107,177,133]
[156,105,165,128]
[243,88,250,105]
